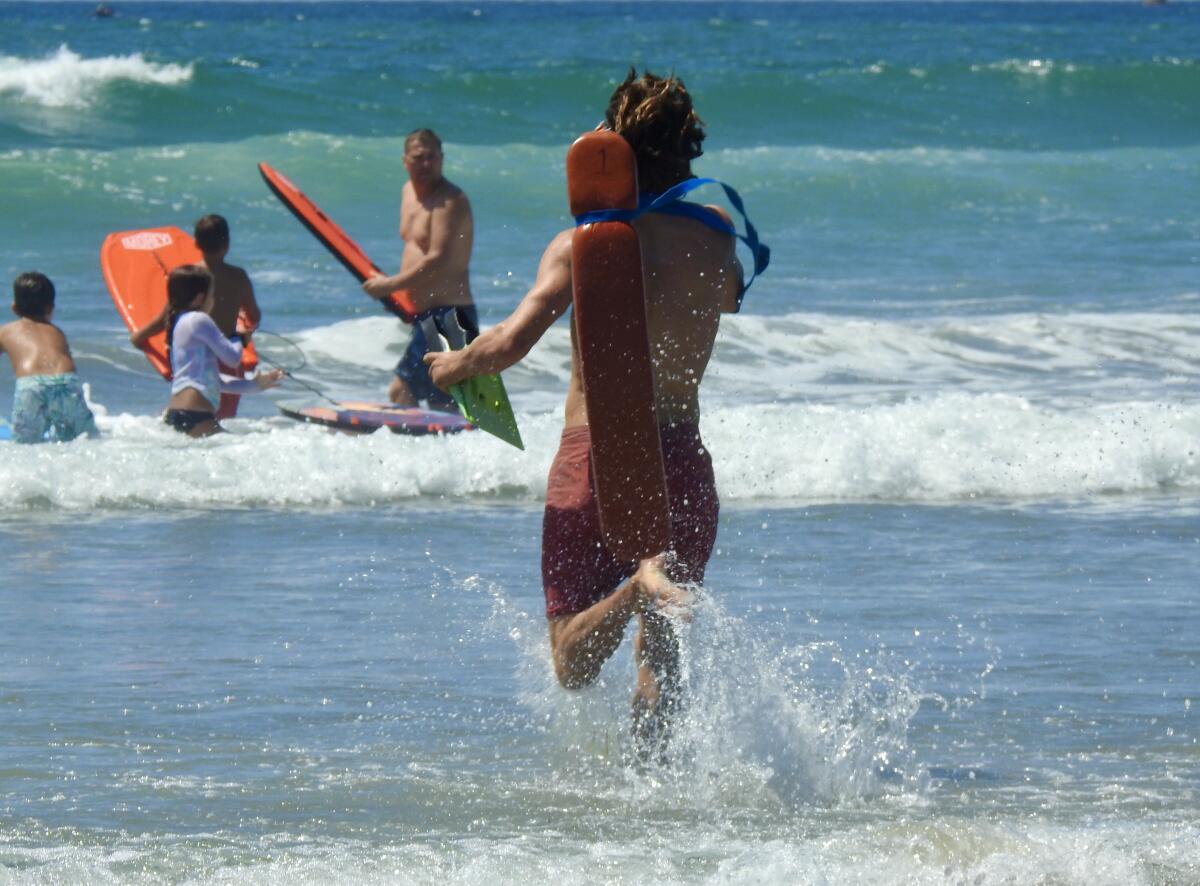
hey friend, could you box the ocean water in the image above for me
[1,2,1199,883]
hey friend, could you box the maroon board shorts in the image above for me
[541,423,719,619]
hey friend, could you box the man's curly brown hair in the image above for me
[603,69,706,195]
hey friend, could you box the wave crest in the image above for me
[0,45,192,109]
[3,393,1198,511]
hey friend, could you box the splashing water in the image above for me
[499,580,925,813]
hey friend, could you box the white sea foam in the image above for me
[0,818,1192,885]
[0,45,192,109]
[712,395,1200,503]
[973,58,1080,77]
[277,309,1200,409]
[5,309,1198,511]
[707,310,1200,406]
[1,390,1197,511]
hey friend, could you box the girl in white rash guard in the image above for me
[162,265,283,437]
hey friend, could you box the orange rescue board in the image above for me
[566,131,670,561]
[101,226,258,380]
[258,162,418,323]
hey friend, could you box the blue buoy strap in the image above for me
[573,176,769,310]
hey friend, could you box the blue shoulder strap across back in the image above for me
[573,177,770,311]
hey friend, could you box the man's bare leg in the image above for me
[547,576,641,690]
[388,376,418,406]
[548,555,692,757]
[630,558,689,760]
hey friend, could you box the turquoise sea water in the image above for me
[1,3,1199,883]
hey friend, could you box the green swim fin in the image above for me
[423,310,524,450]
[450,374,523,450]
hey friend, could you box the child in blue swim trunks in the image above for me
[0,272,99,444]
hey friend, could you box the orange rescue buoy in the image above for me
[566,130,670,561]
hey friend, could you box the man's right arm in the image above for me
[426,230,574,388]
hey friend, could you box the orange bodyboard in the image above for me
[101,226,258,381]
[258,162,418,323]
[567,131,670,561]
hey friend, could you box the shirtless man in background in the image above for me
[425,72,747,754]
[363,129,477,410]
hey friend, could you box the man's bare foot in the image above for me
[632,555,692,621]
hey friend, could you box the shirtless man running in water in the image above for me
[426,71,744,754]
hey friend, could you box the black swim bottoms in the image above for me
[164,408,216,434]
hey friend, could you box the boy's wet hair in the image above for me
[604,69,706,195]
[12,272,55,320]
[404,128,443,155]
[194,214,230,254]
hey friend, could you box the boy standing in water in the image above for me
[132,214,262,418]
[426,71,747,753]
[0,272,99,443]
[362,128,477,411]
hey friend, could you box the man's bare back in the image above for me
[204,259,260,336]
[485,207,740,430]
[0,317,78,377]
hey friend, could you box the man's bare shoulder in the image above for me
[0,319,68,349]
[704,204,734,228]
[440,180,470,210]
[227,263,253,284]
[209,262,252,286]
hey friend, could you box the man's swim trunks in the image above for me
[164,408,216,434]
[395,305,478,410]
[542,423,719,619]
[11,373,99,444]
